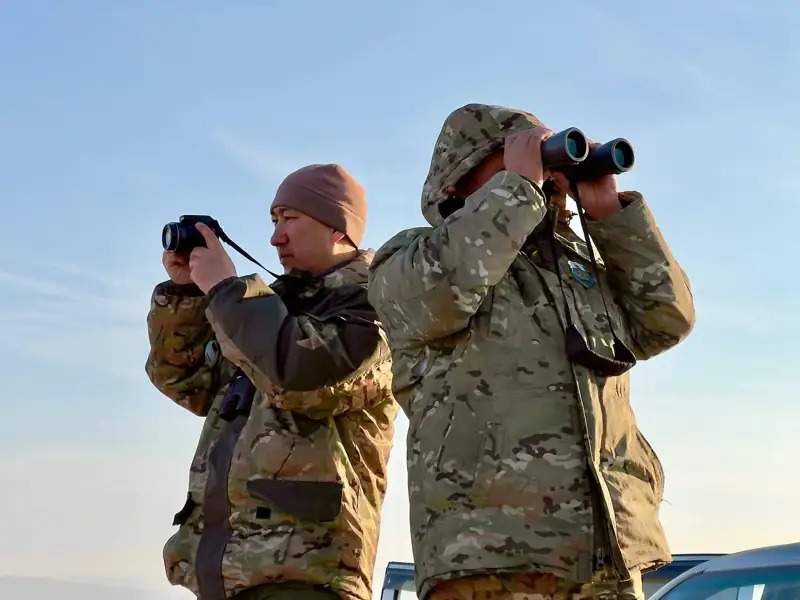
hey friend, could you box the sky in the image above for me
[0,1,798,599]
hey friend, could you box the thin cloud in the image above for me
[0,266,151,380]
[0,270,93,304]
[0,267,147,323]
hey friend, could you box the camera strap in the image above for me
[217,229,280,279]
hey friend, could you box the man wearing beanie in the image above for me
[146,163,397,600]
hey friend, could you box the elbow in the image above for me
[379,289,478,345]
[668,283,697,345]
[145,360,212,416]
[634,304,695,360]
[680,301,697,341]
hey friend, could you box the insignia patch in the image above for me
[568,260,596,288]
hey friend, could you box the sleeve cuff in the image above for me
[586,191,649,240]
[206,274,275,303]
[497,170,547,203]
[155,280,204,297]
[205,274,280,334]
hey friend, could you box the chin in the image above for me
[280,257,307,272]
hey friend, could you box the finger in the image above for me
[164,251,189,264]
[528,126,553,143]
[189,247,207,268]
[164,256,187,271]
[551,171,570,190]
[195,223,223,249]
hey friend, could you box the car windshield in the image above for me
[661,566,800,600]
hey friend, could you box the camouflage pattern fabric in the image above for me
[368,104,694,599]
[146,252,397,600]
[233,581,340,600]
[427,568,643,600]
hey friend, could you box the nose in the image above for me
[270,222,286,247]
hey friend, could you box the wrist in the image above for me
[206,275,239,298]
[516,169,544,188]
[584,196,622,220]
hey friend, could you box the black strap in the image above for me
[219,370,256,421]
[196,370,256,600]
[217,228,281,279]
[172,492,198,526]
[542,183,636,377]
[570,181,625,343]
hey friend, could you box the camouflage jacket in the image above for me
[146,252,397,600]
[368,105,695,599]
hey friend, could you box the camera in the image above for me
[162,215,223,254]
[542,128,635,180]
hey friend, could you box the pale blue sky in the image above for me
[1,2,798,599]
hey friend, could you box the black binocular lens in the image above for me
[611,140,634,171]
[565,131,587,161]
[541,127,589,169]
[562,137,635,181]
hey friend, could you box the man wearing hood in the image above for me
[368,105,695,599]
[146,164,397,600]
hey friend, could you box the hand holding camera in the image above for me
[161,216,237,293]
[162,251,193,285]
[187,223,237,293]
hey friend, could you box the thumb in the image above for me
[195,222,223,249]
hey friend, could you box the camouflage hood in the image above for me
[421,103,544,226]
[370,103,695,598]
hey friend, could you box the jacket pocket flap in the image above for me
[247,479,343,522]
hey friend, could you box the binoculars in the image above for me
[540,128,634,181]
[162,214,222,254]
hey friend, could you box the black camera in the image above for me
[162,215,223,254]
[542,128,635,180]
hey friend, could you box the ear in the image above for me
[331,229,347,244]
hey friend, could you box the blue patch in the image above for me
[568,260,596,288]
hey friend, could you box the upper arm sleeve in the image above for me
[145,281,225,416]
[588,193,695,359]
[205,274,387,417]
[368,170,548,344]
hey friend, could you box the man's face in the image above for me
[453,150,506,199]
[270,207,340,274]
